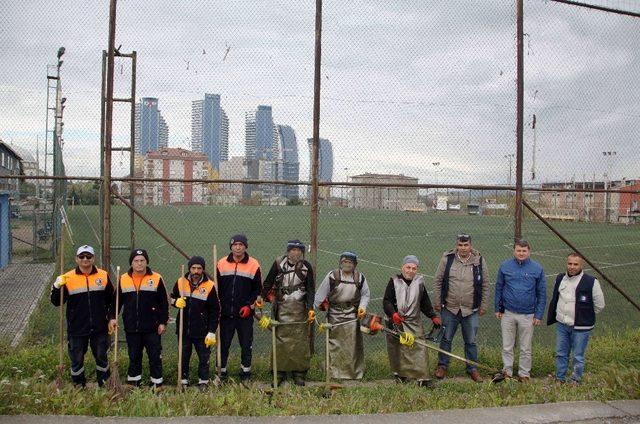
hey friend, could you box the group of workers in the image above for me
[51,233,605,389]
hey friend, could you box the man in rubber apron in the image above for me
[383,255,440,386]
[314,251,370,380]
[262,240,315,386]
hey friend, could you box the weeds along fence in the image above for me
[1,0,639,370]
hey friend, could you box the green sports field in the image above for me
[58,204,639,355]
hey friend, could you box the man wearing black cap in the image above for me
[261,240,315,386]
[171,256,221,389]
[216,234,262,382]
[110,249,168,388]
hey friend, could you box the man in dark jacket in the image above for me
[433,233,489,382]
[109,249,168,388]
[171,256,220,389]
[216,234,262,382]
[50,245,114,387]
[547,253,605,384]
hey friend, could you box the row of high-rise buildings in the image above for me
[130,94,334,205]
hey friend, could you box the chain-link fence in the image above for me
[1,0,639,374]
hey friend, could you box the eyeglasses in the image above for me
[77,254,94,260]
[457,234,471,241]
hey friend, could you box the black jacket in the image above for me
[50,266,114,336]
[115,267,169,333]
[216,253,262,318]
[171,273,220,338]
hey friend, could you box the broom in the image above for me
[212,245,222,386]
[106,265,124,393]
[54,220,66,389]
[177,264,185,390]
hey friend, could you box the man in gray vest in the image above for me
[383,255,440,386]
[547,253,604,384]
[314,251,370,380]
[433,233,489,382]
[262,240,315,386]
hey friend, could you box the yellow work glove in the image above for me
[175,297,187,309]
[357,307,366,319]
[53,275,66,289]
[318,323,327,333]
[204,332,217,347]
[399,331,415,348]
[307,310,316,323]
[258,315,271,330]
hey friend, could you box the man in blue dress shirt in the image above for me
[494,239,547,382]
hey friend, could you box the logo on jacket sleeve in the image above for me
[96,278,103,286]
[200,287,206,295]
[147,279,154,287]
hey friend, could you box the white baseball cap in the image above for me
[76,245,95,256]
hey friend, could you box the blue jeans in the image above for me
[438,309,479,373]
[555,323,592,382]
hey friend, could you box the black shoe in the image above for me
[274,371,287,388]
[292,373,306,387]
[417,379,434,388]
[239,371,251,382]
[220,370,229,382]
[394,374,407,384]
[198,383,208,392]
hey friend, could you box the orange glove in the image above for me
[357,307,366,319]
[392,312,405,325]
[307,310,316,323]
[239,306,251,318]
[432,316,442,327]
[254,298,264,309]
[266,289,275,303]
[320,299,329,311]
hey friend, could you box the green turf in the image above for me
[34,204,637,362]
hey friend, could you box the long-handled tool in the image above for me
[177,264,185,390]
[271,322,278,389]
[362,314,505,383]
[212,244,222,385]
[255,315,280,389]
[106,266,123,392]
[316,317,359,389]
[54,219,66,389]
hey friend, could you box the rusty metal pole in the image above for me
[99,50,106,262]
[112,191,190,260]
[129,51,137,249]
[308,0,323,356]
[523,200,640,313]
[309,0,323,277]
[102,0,118,271]
[514,0,524,241]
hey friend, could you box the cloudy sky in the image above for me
[1,0,639,185]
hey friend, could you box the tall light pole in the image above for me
[504,154,515,186]
[432,162,441,194]
[602,150,617,222]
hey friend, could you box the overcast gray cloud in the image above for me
[0,0,638,185]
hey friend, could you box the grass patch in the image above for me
[0,329,638,416]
